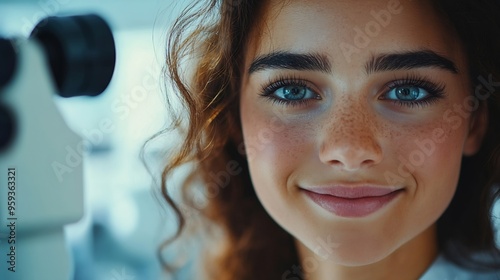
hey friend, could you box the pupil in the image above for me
[396,86,419,101]
[284,86,305,100]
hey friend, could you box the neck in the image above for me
[295,224,438,280]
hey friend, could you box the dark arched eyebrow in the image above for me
[365,50,459,74]
[248,51,332,74]
[248,49,458,75]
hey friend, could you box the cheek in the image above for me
[240,101,314,218]
[392,117,469,230]
[240,90,312,175]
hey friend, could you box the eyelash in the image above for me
[259,76,319,107]
[382,75,446,108]
[259,75,446,108]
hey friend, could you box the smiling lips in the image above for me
[301,186,404,218]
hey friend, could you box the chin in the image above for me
[302,234,399,267]
[328,247,395,267]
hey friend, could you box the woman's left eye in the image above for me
[385,86,429,102]
[380,78,445,108]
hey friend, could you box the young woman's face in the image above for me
[239,0,486,266]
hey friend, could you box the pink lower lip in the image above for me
[302,189,403,218]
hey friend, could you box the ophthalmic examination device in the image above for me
[0,14,116,280]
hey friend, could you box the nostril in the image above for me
[335,158,375,171]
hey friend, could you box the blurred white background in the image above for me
[0,0,191,279]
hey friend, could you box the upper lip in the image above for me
[301,185,402,199]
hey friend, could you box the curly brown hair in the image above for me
[156,0,500,279]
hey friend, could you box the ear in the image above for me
[463,103,488,156]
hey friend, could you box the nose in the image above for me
[319,100,383,171]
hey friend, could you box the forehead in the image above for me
[245,0,464,68]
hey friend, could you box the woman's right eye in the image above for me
[260,79,321,106]
[274,85,317,101]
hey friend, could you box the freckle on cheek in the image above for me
[378,121,399,139]
[274,127,308,160]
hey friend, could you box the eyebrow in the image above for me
[248,51,332,74]
[248,50,458,75]
[365,50,458,74]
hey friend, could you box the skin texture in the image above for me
[239,0,487,279]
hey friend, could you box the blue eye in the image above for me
[260,78,320,106]
[381,77,446,108]
[386,86,429,102]
[274,85,316,101]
